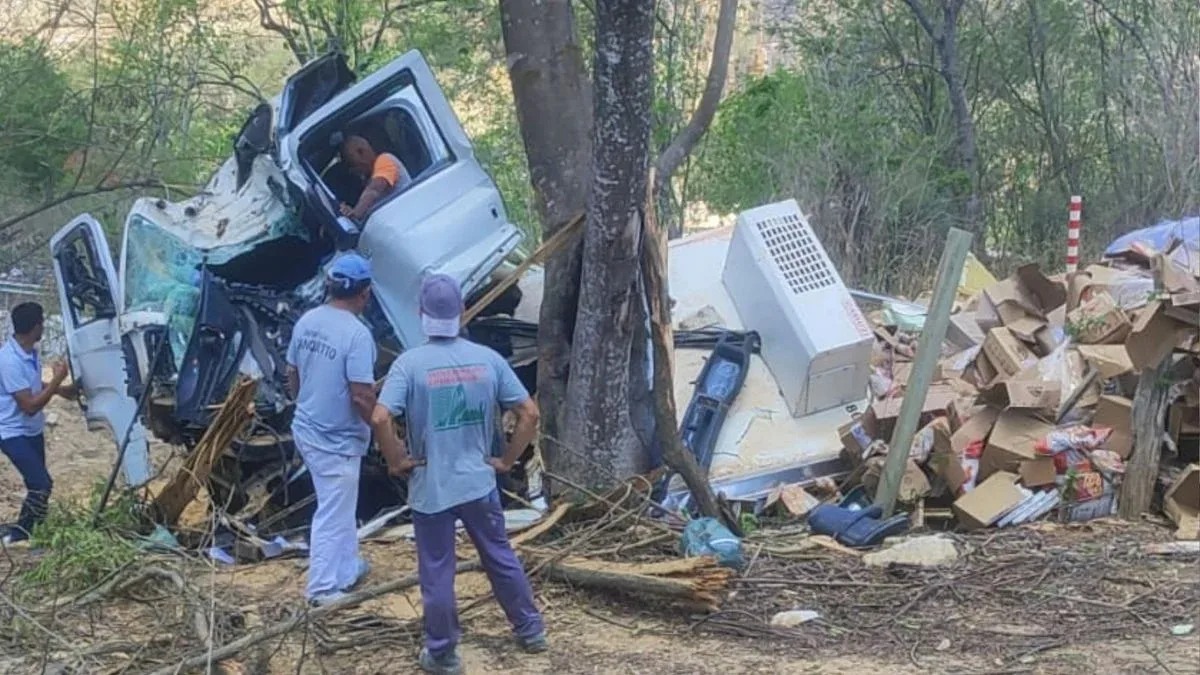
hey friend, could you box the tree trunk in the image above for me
[499,0,593,463]
[902,0,983,233]
[559,0,658,485]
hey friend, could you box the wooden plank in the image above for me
[460,212,585,325]
[1119,358,1173,519]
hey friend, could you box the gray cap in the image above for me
[419,273,463,338]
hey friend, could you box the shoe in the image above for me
[418,646,463,674]
[1,528,29,546]
[341,558,371,592]
[518,632,548,653]
[307,590,348,608]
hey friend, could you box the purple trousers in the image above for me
[413,489,543,656]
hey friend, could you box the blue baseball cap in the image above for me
[327,252,372,291]
[419,273,463,338]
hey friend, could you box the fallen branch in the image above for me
[148,561,481,675]
[543,555,733,612]
[154,378,258,526]
[509,502,572,548]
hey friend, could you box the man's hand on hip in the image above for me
[487,457,514,474]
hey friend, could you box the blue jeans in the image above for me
[414,489,543,657]
[0,434,50,538]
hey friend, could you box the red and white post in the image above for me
[1066,195,1082,273]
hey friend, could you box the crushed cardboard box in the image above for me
[953,471,1024,530]
[1093,395,1133,459]
[1067,291,1131,344]
[981,411,1055,480]
[1077,344,1135,379]
[1163,465,1199,540]
[982,327,1038,379]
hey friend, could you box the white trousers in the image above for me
[297,441,362,599]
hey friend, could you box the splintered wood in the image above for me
[154,377,258,526]
[544,556,733,613]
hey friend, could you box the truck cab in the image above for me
[50,51,523,498]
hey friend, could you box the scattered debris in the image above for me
[863,535,959,567]
[769,609,821,627]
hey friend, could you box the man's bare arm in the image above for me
[286,365,300,400]
[491,398,540,473]
[370,404,421,474]
[350,382,377,425]
[13,387,58,416]
[344,177,392,220]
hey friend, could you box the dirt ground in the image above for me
[2,396,1198,674]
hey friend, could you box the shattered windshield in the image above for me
[124,215,204,367]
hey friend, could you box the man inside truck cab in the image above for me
[337,134,412,221]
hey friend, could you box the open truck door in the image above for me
[277,50,523,348]
[50,215,151,487]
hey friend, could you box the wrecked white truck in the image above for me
[51,50,874,543]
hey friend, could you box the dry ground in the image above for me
[1,396,1197,674]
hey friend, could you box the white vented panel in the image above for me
[721,199,873,417]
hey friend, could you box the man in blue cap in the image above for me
[286,252,377,605]
[372,273,545,674]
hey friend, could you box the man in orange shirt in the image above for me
[338,135,411,221]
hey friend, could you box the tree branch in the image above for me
[901,0,939,44]
[654,0,739,192]
[0,181,167,234]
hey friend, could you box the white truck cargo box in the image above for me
[721,199,874,417]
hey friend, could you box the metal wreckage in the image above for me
[51,50,874,553]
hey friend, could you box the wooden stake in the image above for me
[875,228,973,518]
[1119,358,1173,519]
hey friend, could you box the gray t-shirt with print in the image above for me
[378,338,529,514]
[287,304,377,456]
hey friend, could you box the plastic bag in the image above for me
[1035,425,1113,457]
[680,517,744,569]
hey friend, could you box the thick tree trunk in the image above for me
[559,0,658,484]
[499,0,593,461]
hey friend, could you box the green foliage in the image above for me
[0,41,87,192]
[18,483,145,597]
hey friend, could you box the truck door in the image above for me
[49,215,151,486]
[277,50,523,348]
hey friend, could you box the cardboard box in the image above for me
[839,418,875,466]
[1016,264,1067,314]
[1094,395,1134,459]
[865,384,957,440]
[1127,301,1191,371]
[953,471,1024,530]
[982,378,1062,411]
[1077,344,1135,380]
[1019,457,1057,487]
[980,411,1055,480]
[1163,465,1199,540]
[947,312,986,350]
[1169,399,1200,442]
[951,405,1001,458]
[983,327,1037,379]
[1067,291,1131,344]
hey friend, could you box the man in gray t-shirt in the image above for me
[286,252,377,605]
[373,274,544,674]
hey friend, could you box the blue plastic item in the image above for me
[1104,217,1199,270]
[808,496,910,549]
[680,517,744,569]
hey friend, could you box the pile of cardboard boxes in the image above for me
[840,243,1199,539]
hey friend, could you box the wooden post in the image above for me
[1119,358,1173,520]
[875,228,974,517]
